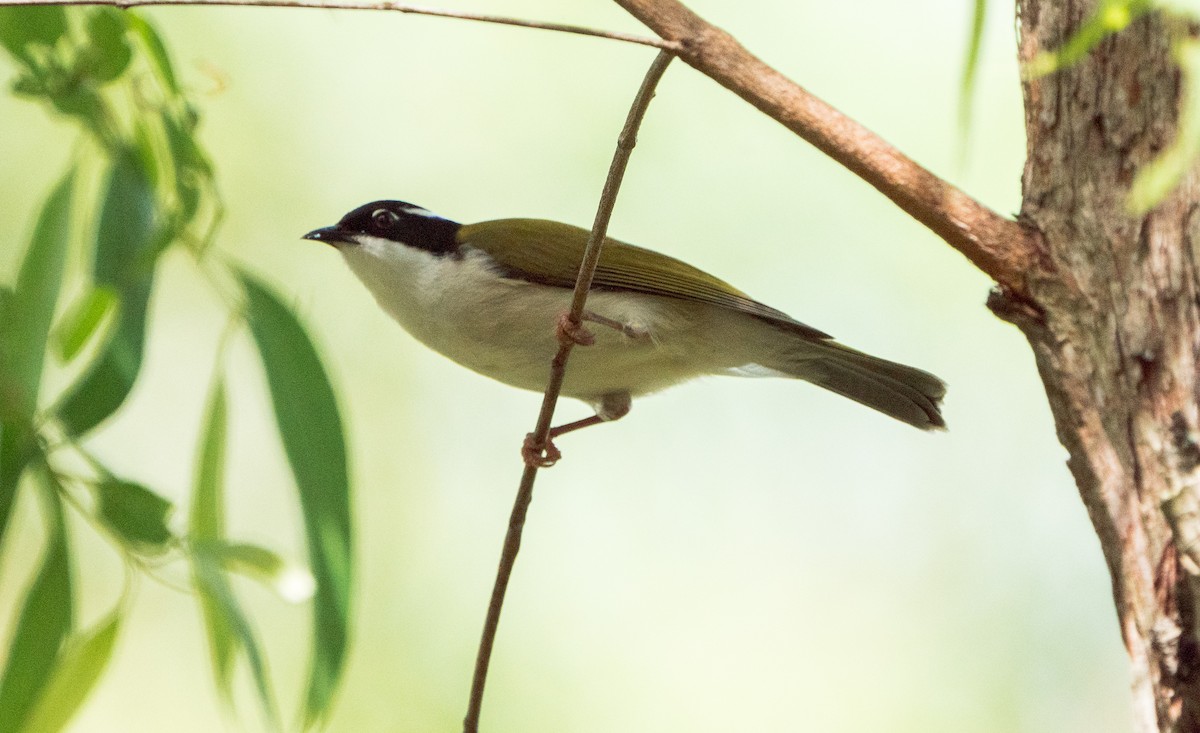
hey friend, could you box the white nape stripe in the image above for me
[400,205,444,219]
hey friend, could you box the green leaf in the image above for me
[95,479,174,549]
[0,171,74,426]
[958,0,986,133]
[188,377,280,730]
[0,7,67,60]
[189,377,233,696]
[0,422,35,555]
[21,610,121,733]
[206,541,315,603]
[1024,0,1153,79]
[240,273,353,727]
[84,9,132,84]
[53,286,119,363]
[126,13,178,93]
[193,543,281,732]
[57,153,157,435]
[1129,38,1200,212]
[191,377,227,542]
[0,472,72,733]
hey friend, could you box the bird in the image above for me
[304,200,946,466]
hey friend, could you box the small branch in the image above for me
[462,49,675,733]
[4,0,681,51]
[615,0,1041,295]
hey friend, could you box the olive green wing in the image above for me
[458,218,830,340]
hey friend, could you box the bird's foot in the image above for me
[556,313,595,347]
[522,433,562,468]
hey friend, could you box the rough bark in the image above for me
[1011,3,1200,730]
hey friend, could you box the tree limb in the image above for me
[615,0,1041,296]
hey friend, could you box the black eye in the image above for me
[371,209,398,230]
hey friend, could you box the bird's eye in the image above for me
[371,209,398,230]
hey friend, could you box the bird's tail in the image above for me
[768,339,947,430]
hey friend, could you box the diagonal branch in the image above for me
[462,49,675,733]
[615,0,1041,296]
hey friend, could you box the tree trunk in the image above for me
[1011,3,1200,730]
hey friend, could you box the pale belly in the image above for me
[402,283,731,400]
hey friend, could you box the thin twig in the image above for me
[462,49,675,733]
[3,0,681,51]
[614,0,1041,296]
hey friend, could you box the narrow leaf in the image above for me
[57,153,157,435]
[0,421,34,552]
[191,377,227,542]
[190,377,236,700]
[193,544,281,732]
[21,611,121,733]
[1129,38,1200,213]
[958,0,986,134]
[53,286,119,363]
[0,472,72,733]
[240,273,352,727]
[126,13,178,93]
[95,479,174,549]
[0,171,74,425]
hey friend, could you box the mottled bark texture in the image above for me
[1012,3,1200,730]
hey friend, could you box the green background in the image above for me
[0,0,1130,730]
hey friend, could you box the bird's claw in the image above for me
[522,433,562,468]
[556,313,595,347]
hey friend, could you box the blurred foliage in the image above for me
[1009,0,1200,212]
[957,0,986,145]
[0,7,353,732]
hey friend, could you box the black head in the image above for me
[303,200,462,256]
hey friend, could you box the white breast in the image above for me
[339,236,753,402]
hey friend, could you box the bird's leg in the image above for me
[580,310,650,340]
[522,392,632,468]
[555,311,650,347]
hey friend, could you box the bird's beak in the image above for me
[303,226,356,247]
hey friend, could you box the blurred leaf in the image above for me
[189,377,234,698]
[0,7,67,61]
[206,541,315,603]
[1129,38,1200,212]
[1024,0,1153,78]
[57,153,157,435]
[0,171,74,425]
[48,86,106,128]
[0,422,34,554]
[193,543,281,732]
[191,377,227,542]
[0,471,72,733]
[189,377,280,730]
[83,9,132,84]
[21,610,121,733]
[126,13,178,93]
[958,0,986,133]
[53,286,119,363]
[240,273,353,727]
[95,479,174,549]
